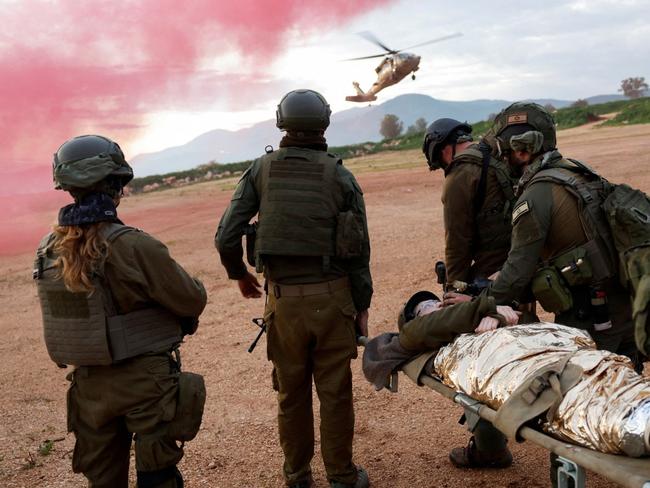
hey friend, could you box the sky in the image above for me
[1,0,649,194]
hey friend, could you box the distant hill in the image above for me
[131,93,628,177]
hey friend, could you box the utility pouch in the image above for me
[336,210,364,259]
[551,247,593,287]
[244,223,257,267]
[167,372,206,442]
[532,266,573,314]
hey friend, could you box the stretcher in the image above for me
[359,336,650,488]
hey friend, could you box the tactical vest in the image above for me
[526,158,618,285]
[34,223,183,367]
[451,145,517,252]
[254,147,342,266]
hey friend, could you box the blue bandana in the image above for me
[58,192,119,226]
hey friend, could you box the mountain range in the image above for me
[131,93,627,176]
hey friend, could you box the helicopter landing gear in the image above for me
[411,73,416,80]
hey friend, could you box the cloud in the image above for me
[0,0,394,190]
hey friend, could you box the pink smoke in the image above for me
[0,0,393,255]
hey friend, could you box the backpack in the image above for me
[601,184,650,356]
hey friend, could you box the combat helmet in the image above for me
[276,89,331,132]
[489,102,556,155]
[422,118,472,170]
[397,290,441,330]
[53,135,133,198]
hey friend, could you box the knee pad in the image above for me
[137,465,183,488]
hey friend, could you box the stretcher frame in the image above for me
[393,366,650,488]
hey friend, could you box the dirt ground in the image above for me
[1,122,649,488]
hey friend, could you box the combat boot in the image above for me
[289,476,315,488]
[449,436,513,469]
[329,466,369,488]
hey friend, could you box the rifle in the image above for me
[248,317,266,353]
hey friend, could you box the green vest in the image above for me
[34,224,183,367]
[526,155,618,284]
[254,147,342,262]
[451,145,517,253]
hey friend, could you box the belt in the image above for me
[270,277,350,298]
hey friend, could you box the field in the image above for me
[1,121,649,487]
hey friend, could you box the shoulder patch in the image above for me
[507,113,528,125]
[512,200,530,224]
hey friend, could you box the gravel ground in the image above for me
[1,122,649,487]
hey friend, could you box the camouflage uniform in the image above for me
[216,146,372,486]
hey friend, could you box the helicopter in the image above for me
[345,31,462,103]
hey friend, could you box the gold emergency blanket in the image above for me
[434,323,650,456]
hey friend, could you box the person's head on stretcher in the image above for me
[396,290,521,352]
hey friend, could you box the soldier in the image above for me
[422,118,518,288]
[422,119,519,467]
[483,102,640,368]
[215,89,372,488]
[34,135,208,488]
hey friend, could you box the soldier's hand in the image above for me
[475,316,499,333]
[238,272,263,298]
[355,309,369,338]
[496,305,521,325]
[442,292,472,307]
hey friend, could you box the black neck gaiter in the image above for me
[58,192,120,226]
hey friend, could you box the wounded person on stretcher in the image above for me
[362,291,521,469]
[362,291,650,460]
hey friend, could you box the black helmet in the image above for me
[276,89,331,131]
[490,102,556,155]
[53,135,133,195]
[397,290,441,330]
[422,118,472,170]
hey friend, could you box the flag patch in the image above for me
[512,201,530,224]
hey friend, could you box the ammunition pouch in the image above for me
[336,210,365,259]
[167,372,206,442]
[532,266,573,314]
[550,247,593,287]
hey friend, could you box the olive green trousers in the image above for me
[266,286,359,486]
[67,353,183,488]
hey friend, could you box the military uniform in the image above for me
[37,227,207,488]
[216,146,372,486]
[442,144,517,282]
[487,151,637,361]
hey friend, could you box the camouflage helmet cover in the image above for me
[53,135,133,193]
[488,102,556,154]
[276,89,332,131]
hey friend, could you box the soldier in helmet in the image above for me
[483,102,640,368]
[34,135,208,488]
[216,89,372,488]
[422,118,519,294]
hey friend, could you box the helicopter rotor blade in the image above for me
[396,32,463,52]
[357,31,397,54]
[342,53,391,61]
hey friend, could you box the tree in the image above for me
[380,114,403,139]
[619,77,649,99]
[405,118,427,135]
[571,99,589,108]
